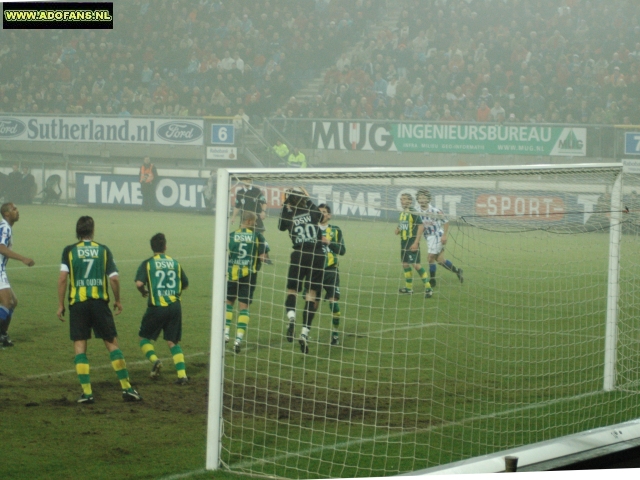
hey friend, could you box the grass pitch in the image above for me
[4,205,640,479]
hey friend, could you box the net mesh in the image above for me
[215,165,640,479]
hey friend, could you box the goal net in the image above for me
[207,164,640,478]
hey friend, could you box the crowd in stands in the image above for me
[295,0,640,125]
[0,0,376,120]
[2,0,640,126]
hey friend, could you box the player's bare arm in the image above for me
[135,280,149,298]
[109,275,123,315]
[230,206,241,225]
[410,224,424,251]
[57,271,68,321]
[0,244,34,267]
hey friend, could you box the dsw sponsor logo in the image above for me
[156,121,202,142]
[0,119,26,137]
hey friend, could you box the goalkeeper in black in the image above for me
[278,187,325,354]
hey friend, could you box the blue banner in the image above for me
[256,183,607,225]
[76,173,207,211]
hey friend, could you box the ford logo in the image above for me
[0,118,26,138]
[156,121,203,143]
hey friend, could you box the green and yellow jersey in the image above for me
[135,254,188,307]
[61,241,117,305]
[228,227,268,281]
[398,210,421,249]
[321,224,346,268]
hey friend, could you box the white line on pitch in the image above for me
[156,469,208,480]
[23,352,209,379]
[370,322,602,341]
[227,390,601,472]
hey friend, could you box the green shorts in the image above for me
[227,274,257,304]
[321,268,340,300]
[138,301,182,343]
[69,299,118,341]
[401,247,421,264]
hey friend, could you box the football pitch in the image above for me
[4,204,640,479]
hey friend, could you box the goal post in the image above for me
[207,163,640,478]
[604,171,623,392]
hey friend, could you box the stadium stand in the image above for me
[2,0,639,126]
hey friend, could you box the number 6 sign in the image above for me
[211,124,235,145]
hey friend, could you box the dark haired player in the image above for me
[135,233,190,384]
[395,193,433,298]
[0,202,35,347]
[317,204,346,345]
[278,187,325,354]
[416,189,463,287]
[57,216,142,403]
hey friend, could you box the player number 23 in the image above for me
[155,270,177,289]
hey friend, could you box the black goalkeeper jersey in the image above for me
[278,200,324,252]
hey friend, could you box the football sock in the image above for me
[236,309,249,342]
[418,267,429,285]
[74,353,92,395]
[303,301,317,328]
[442,259,459,274]
[109,349,132,390]
[0,306,9,333]
[403,268,413,289]
[429,263,437,279]
[139,339,159,363]
[330,302,340,329]
[285,294,297,321]
[171,344,187,379]
[225,304,233,337]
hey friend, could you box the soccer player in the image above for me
[278,187,325,354]
[0,203,35,347]
[135,233,190,384]
[226,211,269,354]
[57,216,142,404]
[395,193,433,298]
[317,204,346,345]
[416,189,463,287]
[230,177,268,233]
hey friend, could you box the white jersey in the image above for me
[418,204,447,238]
[0,219,12,271]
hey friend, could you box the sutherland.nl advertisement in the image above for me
[0,115,204,145]
[312,121,587,156]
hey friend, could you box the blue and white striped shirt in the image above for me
[418,204,447,238]
[0,219,13,271]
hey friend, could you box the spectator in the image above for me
[20,167,36,205]
[139,156,158,212]
[203,170,216,213]
[288,147,307,168]
[477,100,491,122]
[5,165,22,203]
[489,101,506,123]
[271,139,290,165]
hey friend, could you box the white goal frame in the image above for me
[206,163,626,473]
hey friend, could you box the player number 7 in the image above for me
[83,258,94,278]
